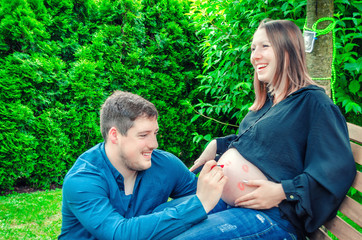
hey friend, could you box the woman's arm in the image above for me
[279,103,356,233]
[190,140,217,172]
[190,134,238,173]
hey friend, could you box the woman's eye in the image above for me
[263,44,270,48]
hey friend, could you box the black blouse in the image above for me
[216,85,356,235]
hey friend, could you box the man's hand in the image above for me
[234,180,286,209]
[196,160,227,213]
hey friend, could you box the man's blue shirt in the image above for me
[59,143,207,239]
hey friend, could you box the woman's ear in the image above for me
[108,127,118,144]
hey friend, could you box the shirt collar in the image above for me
[99,142,146,183]
[100,142,123,181]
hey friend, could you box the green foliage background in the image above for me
[188,0,361,145]
[0,0,360,191]
[0,0,203,190]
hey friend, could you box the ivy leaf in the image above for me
[348,80,360,94]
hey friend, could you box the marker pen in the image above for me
[211,164,224,170]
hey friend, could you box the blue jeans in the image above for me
[155,196,300,240]
[173,207,298,240]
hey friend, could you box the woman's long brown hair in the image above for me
[249,19,316,111]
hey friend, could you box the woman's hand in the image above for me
[234,180,286,209]
[190,140,217,172]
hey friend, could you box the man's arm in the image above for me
[62,161,226,240]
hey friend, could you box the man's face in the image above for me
[117,116,159,171]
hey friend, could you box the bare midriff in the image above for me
[218,148,267,206]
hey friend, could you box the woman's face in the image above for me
[250,28,277,83]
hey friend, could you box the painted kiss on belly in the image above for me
[218,148,267,206]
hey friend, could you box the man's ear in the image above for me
[108,127,119,144]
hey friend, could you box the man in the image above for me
[59,91,227,239]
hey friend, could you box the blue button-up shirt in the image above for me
[59,143,206,239]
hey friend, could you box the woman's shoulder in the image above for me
[293,85,336,108]
[287,85,346,123]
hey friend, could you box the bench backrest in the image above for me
[310,123,362,240]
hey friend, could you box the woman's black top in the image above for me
[216,85,356,235]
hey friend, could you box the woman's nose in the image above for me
[251,48,262,60]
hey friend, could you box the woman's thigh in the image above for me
[173,208,297,240]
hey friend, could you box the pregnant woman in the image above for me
[178,19,356,240]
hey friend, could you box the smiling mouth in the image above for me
[143,152,152,158]
[257,64,268,71]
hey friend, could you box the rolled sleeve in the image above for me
[216,134,237,156]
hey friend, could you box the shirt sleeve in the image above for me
[165,151,198,199]
[62,171,207,240]
[280,103,356,233]
[216,134,238,156]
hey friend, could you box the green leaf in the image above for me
[344,43,357,52]
[190,114,201,123]
[345,102,362,114]
[203,134,212,141]
[335,0,351,4]
[344,58,362,73]
[351,2,362,12]
[348,80,360,94]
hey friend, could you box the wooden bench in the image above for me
[309,122,362,240]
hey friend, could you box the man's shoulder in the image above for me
[64,143,108,181]
[152,149,177,158]
[151,149,182,164]
[151,149,188,169]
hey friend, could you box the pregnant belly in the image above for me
[218,148,267,206]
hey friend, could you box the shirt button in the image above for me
[290,195,295,199]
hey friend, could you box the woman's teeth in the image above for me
[258,64,267,70]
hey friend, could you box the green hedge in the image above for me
[0,0,203,190]
[1,0,360,191]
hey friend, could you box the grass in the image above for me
[0,187,360,240]
[0,189,62,240]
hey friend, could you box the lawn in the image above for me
[0,188,360,240]
[0,189,62,240]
